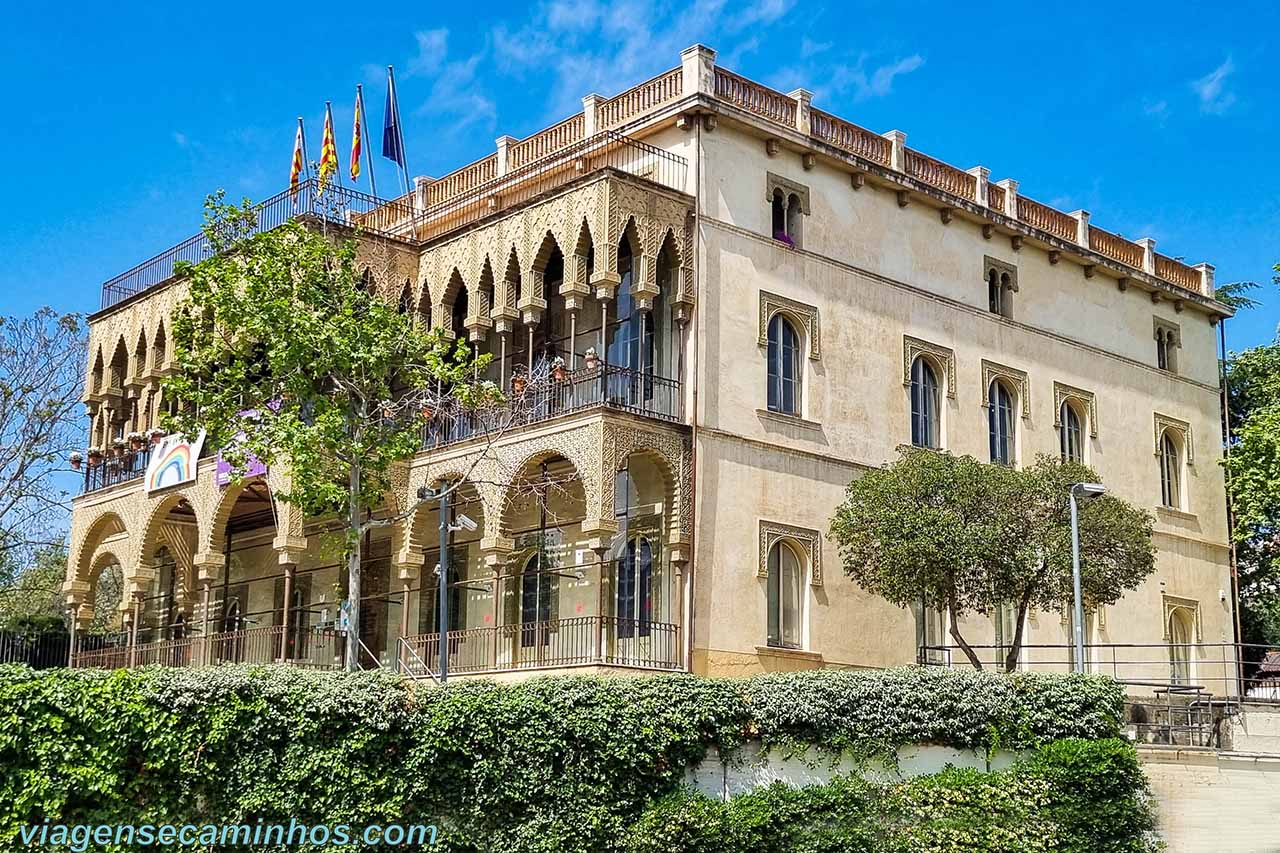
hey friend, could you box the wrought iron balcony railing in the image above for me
[79,447,149,494]
[421,364,681,451]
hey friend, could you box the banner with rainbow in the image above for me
[144,431,206,494]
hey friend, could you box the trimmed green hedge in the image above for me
[0,665,1132,852]
[625,739,1160,853]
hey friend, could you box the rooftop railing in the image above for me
[98,132,686,312]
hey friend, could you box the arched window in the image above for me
[520,552,557,648]
[1155,326,1179,372]
[616,536,653,639]
[786,192,803,246]
[766,540,803,649]
[1060,402,1083,462]
[988,269,1003,316]
[910,357,941,449]
[988,380,1015,465]
[1159,430,1181,508]
[1168,608,1193,685]
[771,189,787,242]
[767,314,802,415]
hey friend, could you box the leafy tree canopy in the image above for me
[830,449,1154,670]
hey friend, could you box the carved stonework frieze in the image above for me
[980,359,1030,419]
[1053,382,1098,437]
[757,520,823,586]
[902,336,956,399]
[758,291,821,360]
[1162,594,1202,641]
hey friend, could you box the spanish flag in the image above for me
[289,118,306,200]
[350,87,364,183]
[318,102,338,190]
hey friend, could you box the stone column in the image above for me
[1136,238,1157,275]
[582,94,603,136]
[495,135,515,177]
[1194,263,1216,297]
[1070,210,1091,247]
[967,166,990,207]
[194,552,223,666]
[881,130,907,172]
[680,44,716,98]
[788,88,813,135]
[995,179,1019,220]
[479,536,513,671]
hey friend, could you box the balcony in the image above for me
[401,617,681,677]
[78,447,149,495]
[96,131,686,312]
[422,365,681,452]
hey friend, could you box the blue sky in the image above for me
[2,0,1276,350]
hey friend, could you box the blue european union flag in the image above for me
[382,69,405,169]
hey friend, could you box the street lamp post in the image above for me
[417,483,478,685]
[1069,482,1107,673]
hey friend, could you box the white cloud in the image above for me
[1143,98,1170,124]
[1191,58,1236,115]
[407,29,450,78]
[777,51,925,105]
[172,131,188,147]
[728,0,796,30]
[859,54,924,100]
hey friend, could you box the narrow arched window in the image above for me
[771,190,787,242]
[1060,402,1083,462]
[988,380,1015,465]
[988,269,1003,315]
[786,193,803,247]
[616,536,653,639]
[910,357,940,449]
[767,314,802,415]
[766,540,803,649]
[1159,431,1181,508]
[1168,608,1193,685]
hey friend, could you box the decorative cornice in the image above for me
[758,290,821,360]
[902,336,957,399]
[757,519,823,586]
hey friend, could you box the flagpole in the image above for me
[299,116,311,185]
[328,101,343,187]
[388,65,410,195]
[358,84,378,198]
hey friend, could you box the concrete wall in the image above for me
[1140,746,1280,853]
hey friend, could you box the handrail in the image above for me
[396,636,441,685]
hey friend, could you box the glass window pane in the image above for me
[766,544,781,645]
[782,546,801,648]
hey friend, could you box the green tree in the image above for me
[830,449,1155,671]
[1224,332,1280,649]
[0,539,69,632]
[165,195,499,669]
[0,308,85,573]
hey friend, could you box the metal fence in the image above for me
[401,616,681,676]
[80,447,149,494]
[422,365,681,451]
[98,131,687,312]
[0,630,71,669]
[99,180,415,310]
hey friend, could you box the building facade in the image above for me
[65,45,1236,691]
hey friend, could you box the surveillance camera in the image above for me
[454,513,478,532]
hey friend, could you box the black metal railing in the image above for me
[422,365,681,451]
[0,630,72,669]
[98,131,687,312]
[99,180,415,310]
[80,447,149,494]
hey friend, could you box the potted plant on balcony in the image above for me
[584,347,600,370]
[69,451,83,471]
[147,427,166,446]
[87,447,104,466]
[512,369,528,395]
[127,431,145,451]
[420,401,435,421]
[110,437,128,457]
[551,356,567,382]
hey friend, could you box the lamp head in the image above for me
[1072,482,1107,498]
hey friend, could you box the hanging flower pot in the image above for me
[420,402,435,420]
[551,357,567,382]
[148,428,165,446]
[87,448,104,466]
[110,439,127,457]
[127,431,145,451]
[512,375,527,395]
[584,347,600,370]
[69,452,83,471]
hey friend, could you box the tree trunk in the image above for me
[1004,592,1034,673]
[344,460,362,672]
[947,598,983,670]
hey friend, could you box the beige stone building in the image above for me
[65,45,1236,692]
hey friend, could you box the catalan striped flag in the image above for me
[350,87,364,183]
[289,118,306,200]
[318,102,338,190]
